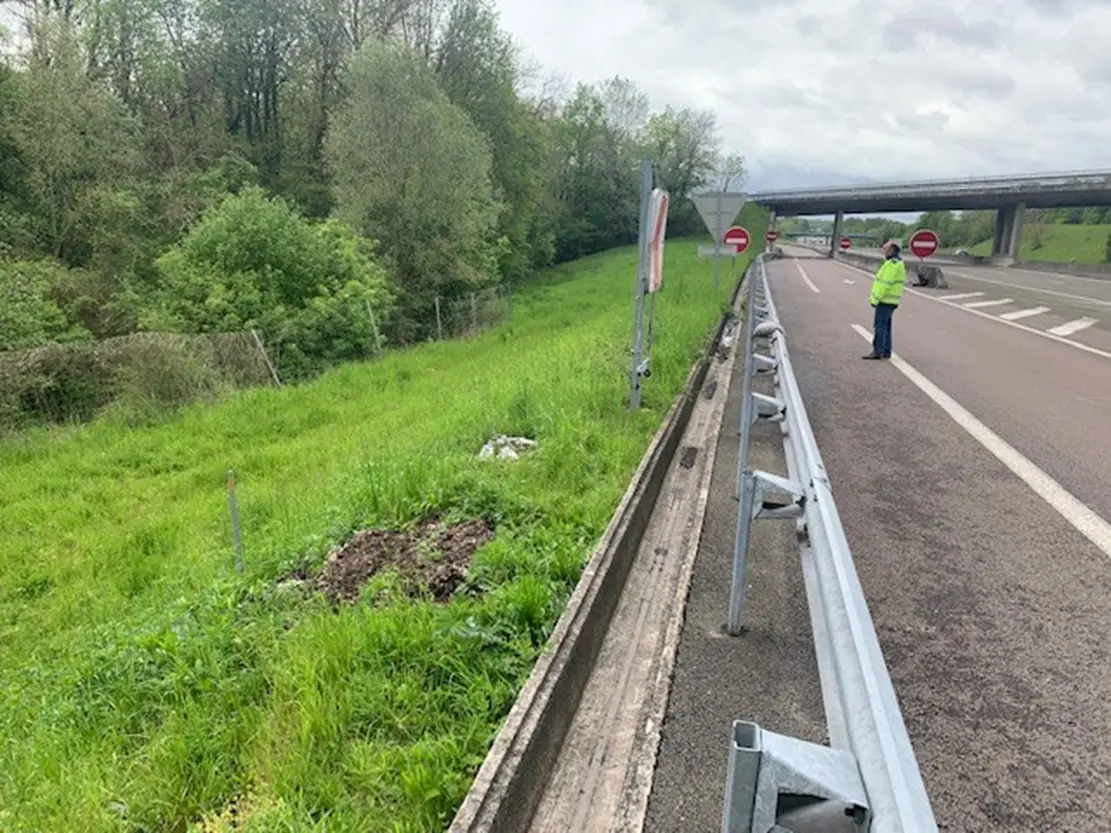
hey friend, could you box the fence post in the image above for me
[227,469,245,574]
[365,299,383,354]
[471,292,478,333]
[250,329,282,388]
[435,296,443,340]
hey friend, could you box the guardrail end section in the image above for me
[722,721,869,833]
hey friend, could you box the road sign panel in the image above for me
[909,229,940,258]
[765,230,780,243]
[691,192,747,243]
[723,226,750,253]
[647,188,669,293]
[839,237,852,251]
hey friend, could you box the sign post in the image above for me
[839,237,853,252]
[909,229,940,259]
[631,163,668,410]
[692,191,747,289]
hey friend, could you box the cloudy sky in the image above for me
[495,0,1111,191]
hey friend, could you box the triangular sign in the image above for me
[691,192,748,244]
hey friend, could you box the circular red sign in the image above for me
[909,229,940,258]
[839,237,852,251]
[723,226,750,254]
[765,230,780,243]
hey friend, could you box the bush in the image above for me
[152,189,394,379]
[0,259,90,351]
[0,332,274,428]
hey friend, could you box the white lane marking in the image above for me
[829,258,1111,361]
[947,269,1111,308]
[1000,306,1051,321]
[1048,317,1099,337]
[850,324,1111,558]
[795,260,820,293]
[939,292,985,301]
[964,298,1013,309]
[844,279,856,285]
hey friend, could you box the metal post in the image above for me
[365,299,382,354]
[435,296,443,340]
[250,329,282,387]
[227,469,244,574]
[630,157,653,410]
[728,469,757,635]
[712,190,723,290]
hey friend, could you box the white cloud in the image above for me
[495,0,1111,190]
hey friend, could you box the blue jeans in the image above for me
[873,303,896,357]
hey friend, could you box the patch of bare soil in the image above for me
[303,518,495,605]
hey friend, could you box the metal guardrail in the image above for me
[722,255,939,833]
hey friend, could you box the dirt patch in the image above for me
[301,518,495,605]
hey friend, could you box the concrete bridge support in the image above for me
[992,202,1026,261]
[829,210,843,258]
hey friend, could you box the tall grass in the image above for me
[0,235,761,832]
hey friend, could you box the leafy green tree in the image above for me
[151,188,392,376]
[326,40,501,339]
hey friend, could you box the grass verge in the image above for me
[965,222,1111,264]
[0,232,762,832]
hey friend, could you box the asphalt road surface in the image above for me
[768,249,1111,831]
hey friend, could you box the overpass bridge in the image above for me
[752,169,1111,262]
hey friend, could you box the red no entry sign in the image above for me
[765,230,780,243]
[839,237,852,251]
[909,229,940,258]
[723,226,750,254]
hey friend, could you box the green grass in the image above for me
[0,232,762,833]
[966,223,1111,264]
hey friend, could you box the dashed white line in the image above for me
[964,298,1013,309]
[1001,306,1051,321]
[1048,317,1099,337]
[940,292,985,301]
[851,323,1111,559]
[795,260,820,293]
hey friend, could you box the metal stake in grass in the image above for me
[227,469,244,573]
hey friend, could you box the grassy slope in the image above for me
[0,224,764,832]
[967,223,1111,264]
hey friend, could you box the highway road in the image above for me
[769,247,1111,831]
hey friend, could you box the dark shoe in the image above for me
[881,354,892,359]
[861,353,882,360]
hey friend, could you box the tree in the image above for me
[326,40,501,339]
[152,187,393,376]
[641,106,722,236]
[434,0,554,281]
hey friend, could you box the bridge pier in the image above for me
[991,202,1026,262]
[829,210,843,258]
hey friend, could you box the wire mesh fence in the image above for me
[0,331,277,428]
[1,286,512,430]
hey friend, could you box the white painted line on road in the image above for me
[1048,317,1099,337]
[947,269,1111,308]
[1000,306,1051,321]
[795,260,820,293]
[963,298,1013,309]
[831,257,1111,361]
[851,324,1111,559]
[844,279,855,285]
[939,292,985,301]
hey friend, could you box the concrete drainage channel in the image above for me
[447,273,748,833]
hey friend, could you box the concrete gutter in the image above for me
[447,266,749,833]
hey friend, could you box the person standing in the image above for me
[863,240,906,360]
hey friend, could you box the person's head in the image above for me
[882,240,901,258]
